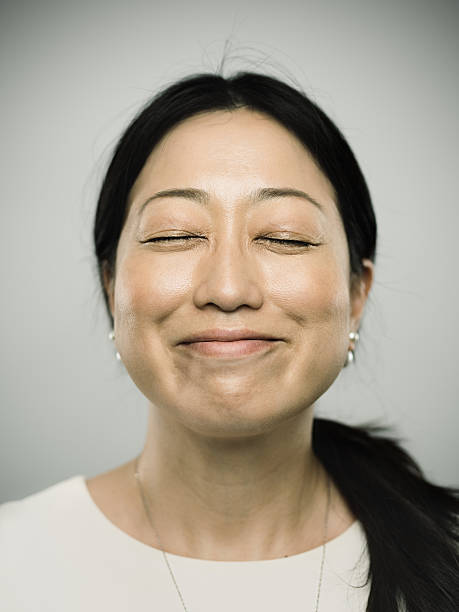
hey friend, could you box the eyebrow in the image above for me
[137,187,325,217]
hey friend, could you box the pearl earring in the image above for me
[349,331,360,343]
[108,330,121,361]
[344,331,360,367]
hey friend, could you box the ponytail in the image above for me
[313,418,459,611]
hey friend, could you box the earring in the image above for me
[345,349,354,366]
[108,330,121,361]
[349,331,360,343]
[344,331,360,367]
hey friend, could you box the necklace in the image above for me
[134,456,331,612]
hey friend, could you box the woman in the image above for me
[1,71,458,612]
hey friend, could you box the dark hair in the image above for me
[313,419,459,611]
[93,71,459,611]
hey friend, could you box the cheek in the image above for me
[114,253,192,322]
[309,270,350,327]
[269,256,350,327]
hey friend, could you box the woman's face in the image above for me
[106,109,373,438]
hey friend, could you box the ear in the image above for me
[102,261,115,321]
[349,258,374,331]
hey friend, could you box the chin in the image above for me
[166,395,313,441]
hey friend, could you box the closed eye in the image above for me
[143,236,317,247]
[262,238,314,247]
[145,236,197,243]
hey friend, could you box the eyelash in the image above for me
[145,236,315,247]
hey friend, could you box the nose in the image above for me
[192,237,264,312]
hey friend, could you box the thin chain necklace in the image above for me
[134,456,331,612]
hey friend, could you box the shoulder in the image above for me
[0,475,86,548]
[0,474,91,608]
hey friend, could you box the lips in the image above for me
[179,328,280,344]
[183,339,278,358]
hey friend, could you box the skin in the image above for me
[86,108,374,561]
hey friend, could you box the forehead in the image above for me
[129,108,337,211]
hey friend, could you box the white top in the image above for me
[0,476,371,611]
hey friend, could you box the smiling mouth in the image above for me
[180,339,281,358]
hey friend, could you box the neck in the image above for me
[135,404,332,561]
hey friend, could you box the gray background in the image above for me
[1,0,458,502]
